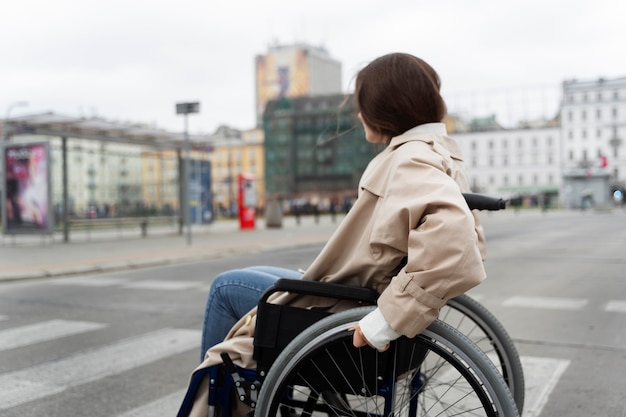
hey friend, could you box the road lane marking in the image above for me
[122,280,203,290]
[0,328,200,411]
[0,319,107,351]
[117,389,187,417]
[605,300,626,313]
[502,296,588,310]
[521,356,570,417]
[51,277,127,286]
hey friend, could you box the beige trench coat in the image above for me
[182,123,487,417]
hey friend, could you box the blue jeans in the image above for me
[200,266,302,361]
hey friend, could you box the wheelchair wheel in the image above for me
[255,306,519,417]
[442,294,525,412]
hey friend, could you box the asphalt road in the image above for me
[1,209,625,417]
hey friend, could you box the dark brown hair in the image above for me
[354,53,446,138]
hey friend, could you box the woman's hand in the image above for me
[350,324,389,352]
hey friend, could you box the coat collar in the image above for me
[388,122,464,161]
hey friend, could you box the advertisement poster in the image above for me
[2,142,53,235]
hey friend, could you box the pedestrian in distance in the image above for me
[178,52,488,416]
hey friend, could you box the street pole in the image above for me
[176,102,200,246]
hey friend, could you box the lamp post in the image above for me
[176,101,200,245]
[3,101,29,141]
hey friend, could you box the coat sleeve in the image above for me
[375,143,486,338]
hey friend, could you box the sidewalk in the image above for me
[0,214,344,282]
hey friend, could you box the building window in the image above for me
[568,111,573,121]
[613,107,618,119]
[581,110,586,121]
[596,108,602,120]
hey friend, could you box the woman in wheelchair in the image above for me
[178,52,490,416]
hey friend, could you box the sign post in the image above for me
[176,102,200,245]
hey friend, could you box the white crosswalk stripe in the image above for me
[122,280,203,290]
[0,328,200,411]
[50,277,204,290]
[521,356,570,417]
[0,319,107,351]
[51,276,128,286]
[605,300,626,313]
[117,389,187,417]
[502,296,588,310]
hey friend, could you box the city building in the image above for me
[559,76,626,207]
[255,43,342,126]
[263,93,378,212]
[209,126,265,217]
[454,120,561,207]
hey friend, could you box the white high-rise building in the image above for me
[560,77,626,182]
[559,77,626,207]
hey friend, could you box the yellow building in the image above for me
[210,126,265,217]
[141,148,212,216]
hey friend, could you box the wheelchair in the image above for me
[178,193,521,416]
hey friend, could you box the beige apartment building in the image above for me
[209,126,265,217]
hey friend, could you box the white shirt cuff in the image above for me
[358,308,402,350]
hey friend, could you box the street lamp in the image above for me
[176,101,200,245]
[3,101,29,141]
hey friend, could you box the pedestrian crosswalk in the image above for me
[0,326,199,411]
[1,278,623,416]
[0,310,570,417]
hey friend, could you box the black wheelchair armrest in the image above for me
[259,278,379,305]
[462,193,507,211]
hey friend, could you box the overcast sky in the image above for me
[1,0,624,134]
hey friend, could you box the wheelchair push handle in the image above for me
[463,193,507,211]
[260,278,379,305]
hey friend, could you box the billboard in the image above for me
[256,48,310,122]
[2,142,53,235]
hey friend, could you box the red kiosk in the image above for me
[237,173,256,230]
